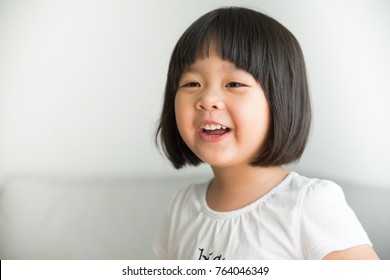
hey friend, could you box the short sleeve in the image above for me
[153,212,169,259]
[153,186,190,259]
[300,180,371,259]
[153,196,174,259]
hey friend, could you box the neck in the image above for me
[207,164,289,212]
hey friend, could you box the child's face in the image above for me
[175,53,271,169]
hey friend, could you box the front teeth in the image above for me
[202,124,227,130]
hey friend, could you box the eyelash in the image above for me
[182,82,201,88]
[181,82,245,88]
[226,82,244,88]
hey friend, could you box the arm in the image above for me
[322,244,379,260]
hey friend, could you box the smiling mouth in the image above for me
[199,123,231,140]
[202,127,230,135]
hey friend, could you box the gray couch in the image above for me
[0,175,388,259]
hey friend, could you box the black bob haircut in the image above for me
[156,7,311,169]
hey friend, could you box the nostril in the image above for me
[197,104,207,110]
[195,97,224,111]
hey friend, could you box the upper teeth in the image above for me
[202,124,226,130]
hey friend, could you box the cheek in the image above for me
[174,96,193,140]
[234,99,271,141]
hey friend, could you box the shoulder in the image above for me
[154,181,209,259]
[166,181,209,216]
[285,172,345,206]
[271,172,343,210]
[299,177,347,213]
[288,173,350,220]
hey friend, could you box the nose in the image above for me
[195,88,225,111]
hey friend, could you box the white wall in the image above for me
[1,0,389,188]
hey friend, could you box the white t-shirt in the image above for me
[154,172,371,260]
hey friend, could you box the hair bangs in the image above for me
[173,8,264,79]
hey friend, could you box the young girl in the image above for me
[154,7,379,260]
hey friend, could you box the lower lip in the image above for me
[198,129,231,142]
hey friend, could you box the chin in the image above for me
[203,158,240,169]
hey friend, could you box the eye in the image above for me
[181,82,201,88]
[226,82,244,88]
